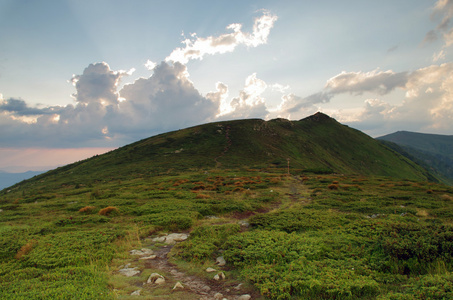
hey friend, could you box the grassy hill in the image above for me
[6,113,434,193]
[1,113,453,299]
[378,131,453,185]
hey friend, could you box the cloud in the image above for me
[70,62,131,105]
[426,0,453,61]
[324,69,408,95]
[327,63,453,135]
[215,73,269,120]
[116,61,219,136]
[165,11,278,64]
[0,98,64,116]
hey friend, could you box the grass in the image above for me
[1,170,453,299]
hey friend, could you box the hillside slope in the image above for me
[378,131,453,185]
[4,113,435,192]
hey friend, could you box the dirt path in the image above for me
[214,125,232,168]
[123,234,260,299]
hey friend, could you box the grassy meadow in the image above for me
[1,166,453,299]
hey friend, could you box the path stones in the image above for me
[237,295,252,300]
[172,281,184,290]
[213,272,225,281]
[130,248,154,256]
[118,266,140,277]
[147,273,165,285]
[152,233,189,245]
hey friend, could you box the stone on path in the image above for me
[214,292,223,300]
[238,294,252,300]
[152,233,189,245]
[213,272,225,281]
[139,254,157,260]
[205,267,216,272]
[130,248,154,256]
[130,289,141,296]
[172,281,184,290]
[118,267,140,277]
[147,273,165,284]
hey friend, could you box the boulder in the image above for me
[205,267,216,273]
[238,295,251,300]
[130,289,141,296]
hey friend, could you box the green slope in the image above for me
[5,113,434,192]
[378,131,453,185]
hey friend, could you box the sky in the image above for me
[0,0,453,172]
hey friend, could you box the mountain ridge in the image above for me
[378,131,453,185]
[3,112,436,192]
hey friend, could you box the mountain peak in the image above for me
[301,112,334,122]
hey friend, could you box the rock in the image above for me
[118,267,140,277]
[234,283,243,290]
[214,272,225,281]
[238,220,250,227]
[152,236,167,243]
[214,292,224,300]
[238,294,251,300]
[152,233,188,245]
[165,233,189,245]
[147,273,165,284]
[206,267,216,273]
[216,256,226,266]
[173,281,184,290]
[139,255,157,260]
[130,248,154,256]
[131,289,141,296]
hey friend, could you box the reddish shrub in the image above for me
[98,206,119,216]
[328,184,339,190]
[78,206,96,214]
[15,240,36,260]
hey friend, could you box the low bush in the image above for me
[98,206,119,216]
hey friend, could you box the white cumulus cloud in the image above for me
[165,11,278,64]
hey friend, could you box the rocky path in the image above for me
[118,233,258,299]
[214,125,232,168]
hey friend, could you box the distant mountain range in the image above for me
[377,131,453,185]
[0,170,44,190]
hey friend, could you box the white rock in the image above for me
[214,292,223,300]
[130,248,154,256]
[165,233,189,245]
[118,267,140,277]
[139,255,157,260]
[147,272,165,284]
[205,267,216,273]
[216,256,226,266]
[131,289,141,296]
[214,272,225,281]
[155,277,166,285]
[173,281,184,290]
[152,236,167,243]
[238,295,251,300]
[234,283,243,290]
